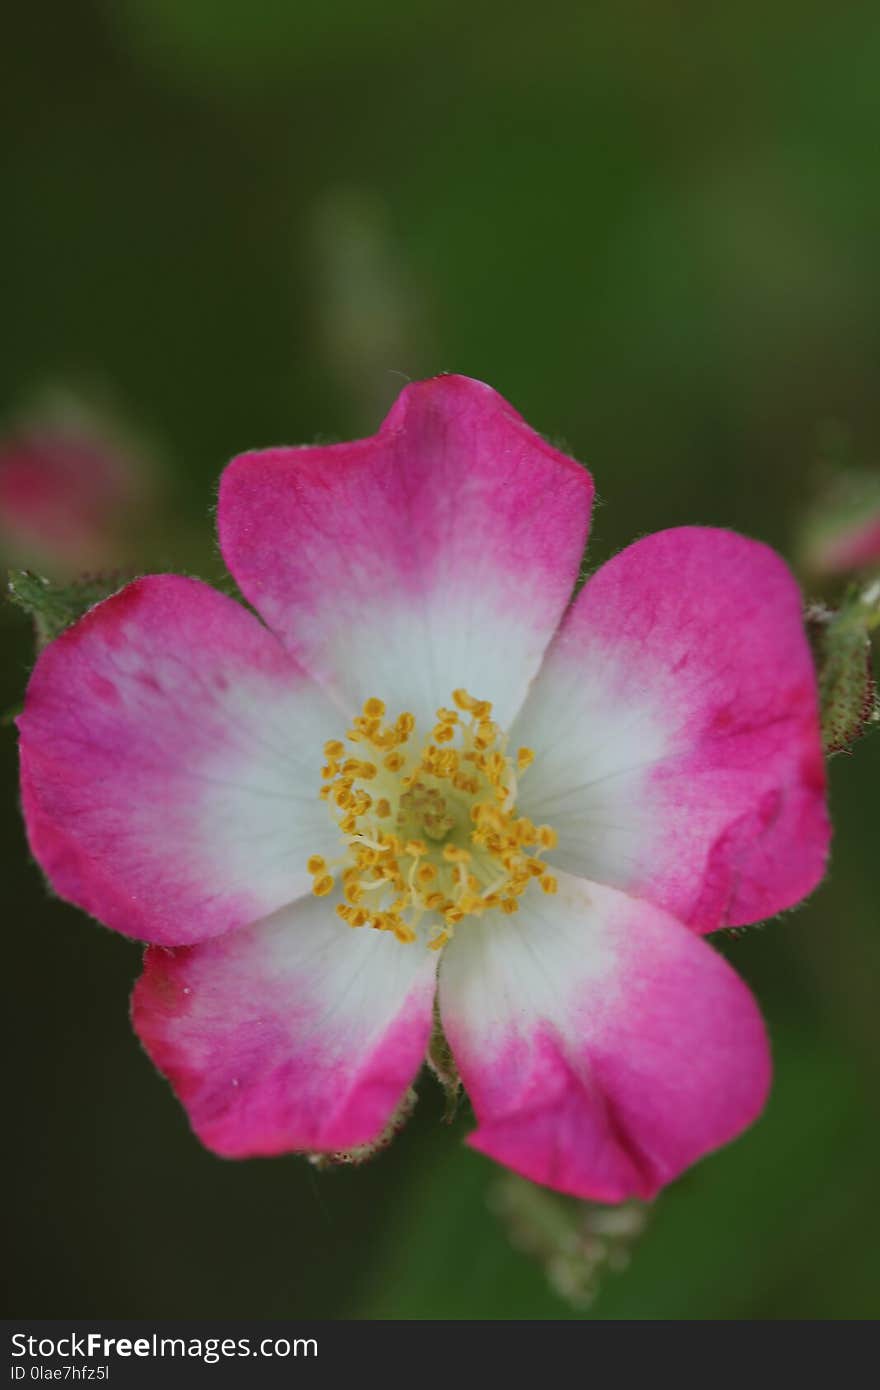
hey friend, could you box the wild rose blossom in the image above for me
[17,376,830,1201]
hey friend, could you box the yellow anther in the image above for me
[343,758,376,779]
[473,803,503,831]
[309,687,557,948]
[442,844,471,863]
[458,894,484,914]
[337,903,368,928]
[369,727,396,749]
[485,751,506,782]
[474,723,496,750]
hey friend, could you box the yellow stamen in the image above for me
[306,689,558,950]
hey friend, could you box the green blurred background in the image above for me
[3,1,879,1319]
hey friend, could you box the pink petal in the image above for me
[439,874,771,1202]
[512,527,829,931]
[218,374,593,730]
[132,900,437,1157]
[18,575,342,946]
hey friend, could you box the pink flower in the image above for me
[798,465,880,577]
[0,415,142,574]
[803,505,880,576]
[17,376,830,1201]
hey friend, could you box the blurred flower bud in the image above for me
[0,390,153,577]
[799,468,880,579]
[490,1172,650,1310]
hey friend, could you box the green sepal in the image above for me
[426,997,462,1122]
[7,569,130,650]
[305,1086,418,1171]
[807,585,879,756]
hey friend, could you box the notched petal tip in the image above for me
[216,374,594,731]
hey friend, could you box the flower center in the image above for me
[306,689,558,950]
